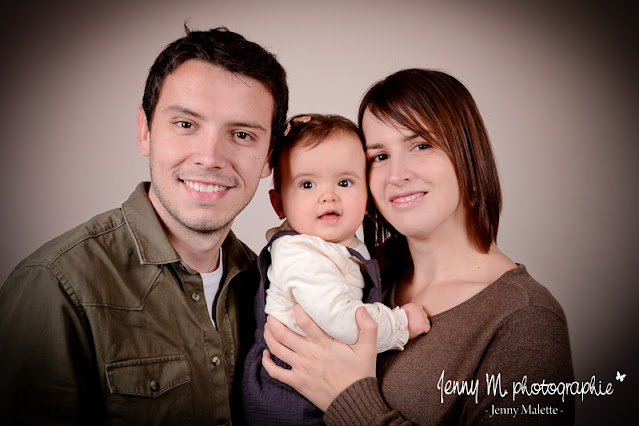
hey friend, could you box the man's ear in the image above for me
[137,104,150,156]
[261,152,272,178]
[269,189,285,220]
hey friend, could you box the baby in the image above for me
[242,114,430,425]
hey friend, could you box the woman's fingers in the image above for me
[263,317,300,366]
[262,305,379,412]
[355,306,379,349]
[292,303,331,345]
[262,349,296,387]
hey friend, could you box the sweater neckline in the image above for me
[390,264,526,322]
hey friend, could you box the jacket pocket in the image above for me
[105,355,192,425]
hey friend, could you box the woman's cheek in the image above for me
[368,170,385,204]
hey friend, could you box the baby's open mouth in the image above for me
[319,211,340,220]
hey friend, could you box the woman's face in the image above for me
[362,109,465,241]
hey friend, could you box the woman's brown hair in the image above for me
[359,69,502,280]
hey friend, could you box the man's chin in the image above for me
[181,218,234,235]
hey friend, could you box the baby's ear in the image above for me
[269,189,286,219]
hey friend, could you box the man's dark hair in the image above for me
[142,25,288,149]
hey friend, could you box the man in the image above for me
[0,27,288,425]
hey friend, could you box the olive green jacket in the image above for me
[0,182,259,425]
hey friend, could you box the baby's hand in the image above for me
[402,303,431,339]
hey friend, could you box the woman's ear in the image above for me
[269,189,286,219]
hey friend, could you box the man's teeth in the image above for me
[395,194,422,203]
[184,180,228,193]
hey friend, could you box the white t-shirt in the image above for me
[200,247,224,328]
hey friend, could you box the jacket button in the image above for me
[192,291,201,302]
[211,356,221,366]
[149,379,159,391]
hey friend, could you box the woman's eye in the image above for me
[338,179,352,188]
[301,181,316,189]
[371,153,388,162]
[414,143,430,151]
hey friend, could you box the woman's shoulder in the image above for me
[492,264,567,322]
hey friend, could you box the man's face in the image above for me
[138,59,273,237]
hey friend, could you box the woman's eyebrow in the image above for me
[365,143,384,151]
[403,133,421,142]
[366,134,421,151]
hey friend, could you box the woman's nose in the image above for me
[388,158,411,186]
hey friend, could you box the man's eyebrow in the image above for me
[228,121,268,133]
[160,106,268,133]
[162,104,204,119]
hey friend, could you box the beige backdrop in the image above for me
[1,1,636,423]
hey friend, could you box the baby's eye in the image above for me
[371,153,388,162]
[338,179,353,188]
[301,181,316,189]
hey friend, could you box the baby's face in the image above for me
[275,132,368,246]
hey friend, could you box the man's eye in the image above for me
[338,179,352,188]
[234,131,251,140]
[301,181,316,189]
[177,121,193,129]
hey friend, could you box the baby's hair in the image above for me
[271,113,363,191]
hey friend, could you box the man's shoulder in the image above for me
[18,207,127,270]
[224,230,258,271]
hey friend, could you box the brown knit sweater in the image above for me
[324,265,574,425]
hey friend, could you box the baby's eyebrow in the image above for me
[289,172,314,181]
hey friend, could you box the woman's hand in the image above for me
[262,305,378,411]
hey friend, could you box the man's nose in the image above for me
[194,132,228,168]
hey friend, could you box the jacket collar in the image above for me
[121,182,181,265]
[122,182,257,275]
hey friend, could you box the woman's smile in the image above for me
[390,191,427,209]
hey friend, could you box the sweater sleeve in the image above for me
[266,236,408,351]
[0,264,100,424]
[324,378,411,426]
[324,305,574,426]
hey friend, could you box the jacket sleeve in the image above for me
[0,264,101,425]
[267,237,408,352]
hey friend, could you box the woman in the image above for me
[262,69,574,424]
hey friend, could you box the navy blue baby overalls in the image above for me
[241,230,382,425]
